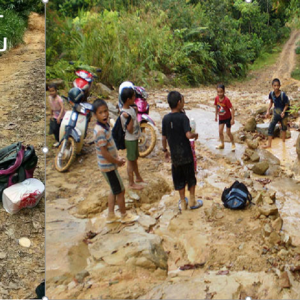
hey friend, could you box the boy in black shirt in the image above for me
[162,91,203,211]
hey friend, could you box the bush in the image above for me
[296,47,300,55]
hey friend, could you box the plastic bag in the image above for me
[2,178,44,214]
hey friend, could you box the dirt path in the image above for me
[45,30,300,299]
[0,13,45,299]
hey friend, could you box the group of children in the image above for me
[48,78,289,223]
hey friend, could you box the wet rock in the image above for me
[252,161,269,175]
[244,117,256,132]
[244,148,254,158]
[263,196,274,205]
[250,152,260,162]
[255,105,267,115]
[253,193,263,205]
[268,232,281,246]
[263,224,272,237]
[128,191,140,201]
[259,205,278,216]
[257,150,280,165]
[279,271,291,288]
[256,123,280,137]
[272,217,283,232]
[75,270,90,283]
[280,233,291,246]
[0,252,7,259]
[246,138,259,150]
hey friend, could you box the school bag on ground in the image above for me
[0,142,38,199]
[221,180,252,210]
[112,112,132,150]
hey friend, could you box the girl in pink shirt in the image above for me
[48,84,65,146]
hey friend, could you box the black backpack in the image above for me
[112,112,131,150]
[271,91,290,113]
[221,180,252,210]
[0,142,38,199]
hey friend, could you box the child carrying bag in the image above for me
[112,112,132,150]
[0,142,38,199]
[221,180,252,210]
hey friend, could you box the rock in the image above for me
[107,102,119,115]
[244,148,254,158]
[252,161,269,175]
[296,133,300,159]
[138,213,157,230]
[255,105,267,115]
[259,205,278,216]
[149,71,170,85]
[19,237,31,248]
[257,150,280,165]
[263,224,272,237]
[244,117,256,132]
[256,123,280,137]
[278,249,289,257]
[0,252,7,259]
[95,82,112,97]
[268,231,281,245]
[281,233,291,246]
[246,138,259,150]
[250,152,260,162]
[263,196,274,205]
[272,217,283,232]
[253,192,263,205]
[128,191,140,201]
[269,191,276,200]
[279,271,291,288]
[75,270,90,283]
[68,281,77,290]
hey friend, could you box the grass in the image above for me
[248,45,283,71]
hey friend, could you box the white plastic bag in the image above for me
[2,178,44,214]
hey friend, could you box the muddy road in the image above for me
[0,13,45,299]
[46,31,300,299]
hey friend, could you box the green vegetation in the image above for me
[46,0,296,87]
[0,0,44,51]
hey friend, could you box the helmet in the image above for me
[68,87,84,104]
[119,81,134,94]
[73,77,91,91]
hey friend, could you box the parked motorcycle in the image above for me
[134,86,156,157]
[54,64,100,172]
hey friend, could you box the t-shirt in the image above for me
[214,96,232,121]
[162,112,193,166]
[120,107,141,141]
[269,91,289,113]
[94,122,118,172]
[49,95,65,119]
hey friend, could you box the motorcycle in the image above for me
[54,64,100,172]
[134,86,157,157]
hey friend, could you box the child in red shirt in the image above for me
[214,84,235,151]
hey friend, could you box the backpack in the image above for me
[271,91,290,113]
[221,180,252,210]
[0,142,38,199]
[112,111,131,150]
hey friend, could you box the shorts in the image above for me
[172,161,197,190]
[102,169,125,195]
[268,110,288,135]
[219,117,232,128]
[125,140,139,161]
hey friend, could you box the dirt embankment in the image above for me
[45,30,300,299]
[0,13,45,299]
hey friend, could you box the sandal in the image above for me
[178,197,188,211]
[215,144,224,149]
[190,200,203,210]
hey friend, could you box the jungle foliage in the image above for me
[0,0,44,51]
[46,0,296,87]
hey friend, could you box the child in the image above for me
[93,99,139,224]
[48,83,65,147]
[120,87,145,190]
[263,78,289,149]
[214,84,235,151]
[162,91,203,211]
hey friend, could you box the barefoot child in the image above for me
[93,99,139,224]
[120,87,145,190]
[48,83,65,147]
[162,91,203,211]
[263,78,289,149]
[214,84,236,151]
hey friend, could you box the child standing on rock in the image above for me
[162,91,203,211]
[214,84,236,151]
[263,78,289,149]
[48,83,65,147]
[120,87,145,190]
[93,99,139,224]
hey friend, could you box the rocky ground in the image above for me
[0,13,45,299]
[46,31,300,299]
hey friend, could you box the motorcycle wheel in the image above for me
[55,137,78,172]
[139,122,156,157]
